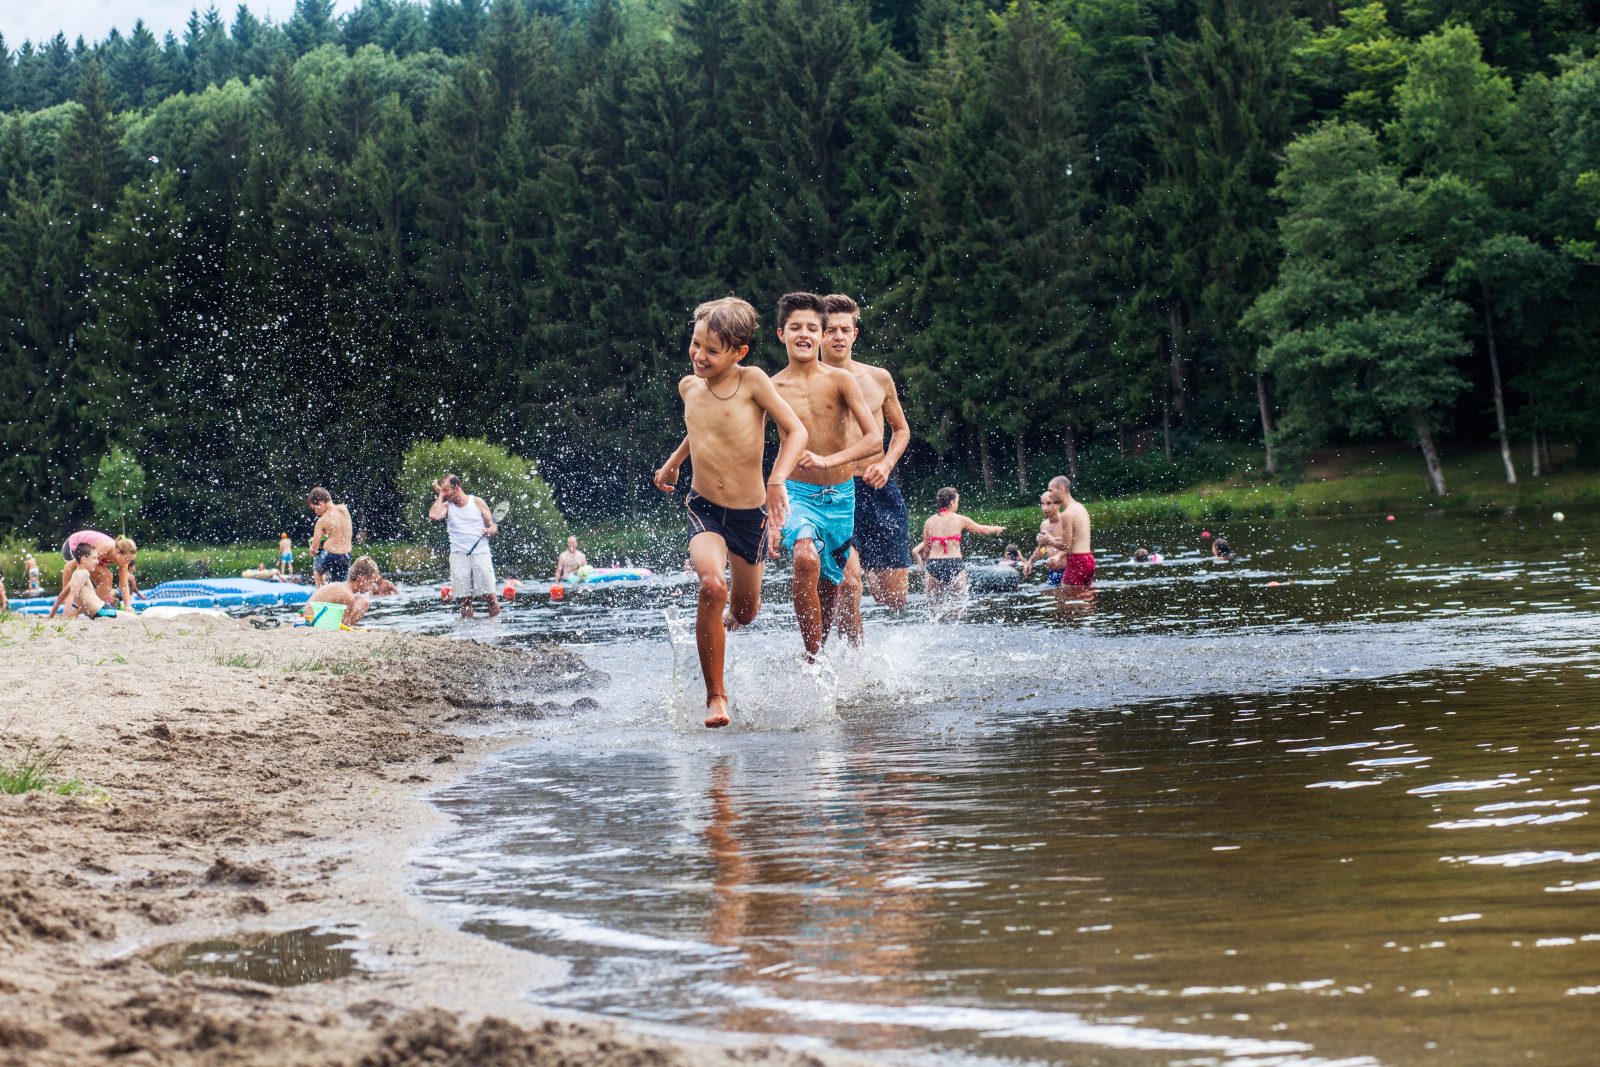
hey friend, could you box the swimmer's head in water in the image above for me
[1213,538,1232,558]
[1133,548,1150,562]
[935,486,959,511]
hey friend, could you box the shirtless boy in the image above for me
[49,543,127,619]
[307,488,353,586]
[1042,475,1095,588]
[554,536,588,581]
[770,292,882,660]
[653,297,809,728]
[305,555,382,625]
[1022,491,1061,583]
[819,294,912,639]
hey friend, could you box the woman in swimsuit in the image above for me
[911,487,1005,616]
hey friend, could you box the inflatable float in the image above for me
[567,566,653,586]
[7,578,311,615]
[967,563,1021,593]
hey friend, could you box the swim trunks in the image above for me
[685,491,769,567]
[315,551,351,582]
[782,480,856,586]
[1046,569,1064,587]
[925,558,966,584]
[280,551,293,565]
[1062,552,1096,587]
[852,477,912,570]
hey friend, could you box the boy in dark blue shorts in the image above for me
[654,297,809,728]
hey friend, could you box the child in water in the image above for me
[911,487,1005,616]
[1132,547,1163,564]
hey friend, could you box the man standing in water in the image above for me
[554,535,588,580]
[820,293,912,639]
[771,292,882,661]
[429,474,500,618]
[307,487,353,586]
[1043,475,1095,589]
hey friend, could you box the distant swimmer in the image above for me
[910,486,1005,617]
[1212,537,1232,560]
[555,535,588,581]
[654,296,809,729]
[1132,547,1163,564]
[1002,544,1025,569]
[306,488,353,586]
[769,292,881,661]
[820,293,913,632]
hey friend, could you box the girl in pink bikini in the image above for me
[911,487,1006,613]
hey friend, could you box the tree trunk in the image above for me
[1531,429,1542,477]
[1117,424,1126,457]
[978,433,994,494]
[1065,426,1079,482]
[1256,373,1277,476]
[1016,436,1028,494]
[965,425,979,478]
[1542,432,1552,471]
[1160,394,1173,462]
[1413,410,1447,497]
[1168,305,1186,419]
[1481,286,1516,485]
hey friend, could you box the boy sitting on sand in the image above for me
[304,555,382,626]
[654,297,809,728]
[49,543,128,620]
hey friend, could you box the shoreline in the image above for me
[0,614,868,1067]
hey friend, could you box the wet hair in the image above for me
[350,556,380,582]
[307,487,332,505]
[72,542,97,562]
[821,293,859,325]
[776,291,826,330]
[935,486,959,510]
[693,297,758,350]
[114,536,137,556]
[1133,547,1150,562]
[1213,538,1232,558]
[1004,543,1021,558]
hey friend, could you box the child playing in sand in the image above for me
[910,487,1005,616]
[49,543,127,619]
[653,296,810,728]
[304,555,382,626]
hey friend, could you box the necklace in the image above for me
[707,367,743,401]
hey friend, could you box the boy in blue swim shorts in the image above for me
[770,292,883,661]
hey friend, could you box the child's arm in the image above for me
[910,538,926,567]
[48,564,76,616]
[797,374,882,471]
[654,436,691,492]
[309,513,328,551]
[747,372,808,538]
[861,374,910,489]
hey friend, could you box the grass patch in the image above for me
[215,652,266,669]
[0,739,85,796]
[281,655,370,676]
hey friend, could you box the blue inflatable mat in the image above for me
[7,578,310,615]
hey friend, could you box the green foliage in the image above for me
[399,437,568,565]
[0,739,84,796]
[88,445,148,535]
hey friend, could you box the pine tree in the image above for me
[57,60,127,215]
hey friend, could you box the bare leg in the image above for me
[691,533,734,728]
[833,549,864,646]
[816,577,841,649]
[791,539,824,660]
[485,593,500,617]
[866,567,909,612]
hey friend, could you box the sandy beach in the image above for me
[0,613,861,1067]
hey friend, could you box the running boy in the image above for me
[770,292,882,660]
[654,297,810,728]
[819,293,913,638]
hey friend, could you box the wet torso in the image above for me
[773,364,857,488]
[682,371,770,510]
[320,504,353,554]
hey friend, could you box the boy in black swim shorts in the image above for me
[654,297,809,729]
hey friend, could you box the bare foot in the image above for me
[486,598,501,617]
[460,604,474,619]
[704,695,730,729]
[723,610,743,633]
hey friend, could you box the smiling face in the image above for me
[777,308,824,365]
[689,319,748,380]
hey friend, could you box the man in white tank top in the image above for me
[428,474,500,618]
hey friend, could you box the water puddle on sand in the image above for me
[145,926,361,986]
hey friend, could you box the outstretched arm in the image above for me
[961,515,1006,536]
[48,564,76,617]
[748,371,808,539]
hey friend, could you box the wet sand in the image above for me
[0,614,859,1067]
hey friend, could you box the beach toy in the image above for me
[549,584,565,602]
[1553,511,1565,521]
[503,583,517,600]
[301,602,347,630]
[440,584,452,600]
[1201,530,1211,539]
[6,577,308,616]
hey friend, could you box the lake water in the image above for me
[368,509,1600,1066]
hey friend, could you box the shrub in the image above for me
[399,438,568,567]
[89,445,147,535]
